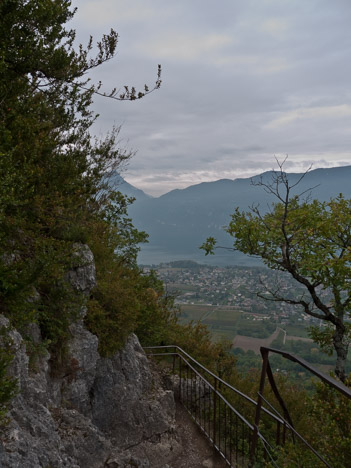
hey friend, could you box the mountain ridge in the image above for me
[116,165,351,266]
[121,165,351,201]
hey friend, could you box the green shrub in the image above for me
[0,327,18,427]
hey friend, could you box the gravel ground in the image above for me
[169,401,228,468]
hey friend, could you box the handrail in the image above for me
[256,391,331,467]
[262,346,351,398]
[144,345,284,425]
[250,345,351,467]
[146,345,258,402]
[147,350,255,429]
[144,345,284,467]
[181,352,255,430]
[145,344,349,468]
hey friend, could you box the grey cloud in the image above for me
[71,0,351,195]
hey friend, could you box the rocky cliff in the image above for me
[0,246,182,467]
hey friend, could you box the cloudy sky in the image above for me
[71,0,351,196]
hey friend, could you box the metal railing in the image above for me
[144,345,284,467]
[144,345,351,468]
[250,346,351,468]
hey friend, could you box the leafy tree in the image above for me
[0,326,18,427]
[0,0,164,417]
[0,0,160,336]
[269,377,351,468]
[203,162,351,382]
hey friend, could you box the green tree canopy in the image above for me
[203,164,351,382]
[0,0,161,348]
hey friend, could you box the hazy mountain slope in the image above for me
[108,172,152,201]
[125,166,351,265]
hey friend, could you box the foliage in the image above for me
[133,272,179,347]
[307,377,351,468]
[84,191,170,356]
[235,320,276,338]
[202,162,351,381]
[269,376,351,468]
[0,0,162,418]
[0,0,162,342]
[0,327,18,427]
[267,442,322,468]
[85,213,149,356]
[0,0,110,337]
[167,320,237,378]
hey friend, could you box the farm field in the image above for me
[203,308,242,342]
[286,335,312,342]
[179,304,213,322]
[179,304,276,341]
[180,304,313,349]
[180,304,241,341]
[233,328,282,354]
[283,324,310,338]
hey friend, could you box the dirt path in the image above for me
[168,401,228,468]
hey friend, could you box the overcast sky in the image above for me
[71,0,351,196]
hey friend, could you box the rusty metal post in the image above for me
[229,409,233,466]
[249,348,269,467]
[213,378,217,445]
[224,404,227,459]
[178,355,182,401]
[276,421,281,445]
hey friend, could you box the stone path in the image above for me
[168,401,228,468]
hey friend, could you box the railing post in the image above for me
[249,348,269,467]
[213,378,217,446]
[178,355,182,401]
[143,344,345,468]
[276,420,281,445]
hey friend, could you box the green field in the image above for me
[283,324,310,338]
[179,304,311,344]
[180,304,241,341]
[180,305,282,342]
[180,304,212,322]
[203,309,242,342]
[179,305,351,377]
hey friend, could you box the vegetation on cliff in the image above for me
[0,0,234,421]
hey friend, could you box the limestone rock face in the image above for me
[66,243,97,296]
[0,245,181,467]
[0,324,179,468]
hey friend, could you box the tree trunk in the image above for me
[333,325,348,382]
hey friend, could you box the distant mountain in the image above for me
[107,172,152,202]
[123,166,351,266]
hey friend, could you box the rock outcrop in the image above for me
[0,245,181,467]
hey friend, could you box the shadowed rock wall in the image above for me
[0,245,181,467]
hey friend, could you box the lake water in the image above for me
[137,244,262,267]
